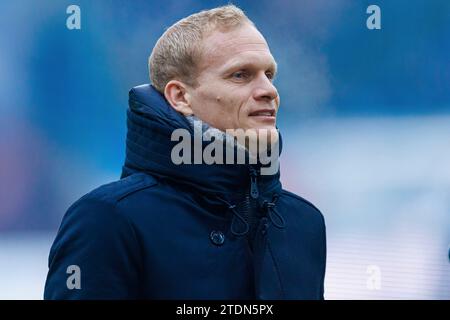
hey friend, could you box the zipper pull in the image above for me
[250,168,259,199]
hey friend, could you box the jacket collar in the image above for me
[121,84,282,199]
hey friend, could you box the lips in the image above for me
[248,109,276,117]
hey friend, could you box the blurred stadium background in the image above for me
[0,0,449,299]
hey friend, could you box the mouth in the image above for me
[248,108,276,122]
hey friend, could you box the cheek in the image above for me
[193,90,229,124]
[214,95,243,129]
[275,95,280,111]
[194,82,247,128]
[225,96,244,119]
[193,90,217,113]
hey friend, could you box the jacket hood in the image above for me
[121,84,282,199]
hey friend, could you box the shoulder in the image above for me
[60,173,158,230]
[280,189,325,226]
[46,176,154,299]
[70,172,157,211]
[79,172,158,205]
[50,173,158,257]
[281,189,322,214]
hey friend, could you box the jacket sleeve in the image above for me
[44,197,142,299]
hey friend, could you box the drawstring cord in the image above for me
[260,194,286,229]
[217,194,285,237]
[216,197,250,236]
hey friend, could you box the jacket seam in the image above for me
[116,181,158,202]
[111,200,145,296]
[267,239,285,299]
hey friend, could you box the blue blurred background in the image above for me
[0,0,449,299]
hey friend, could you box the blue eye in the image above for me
[232,71,248,79]
[266,71,274,80]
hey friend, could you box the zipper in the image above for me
[245,166,261,252]
[249,166,259,199]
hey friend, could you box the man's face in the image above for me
[187,23,279,133]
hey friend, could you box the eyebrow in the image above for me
[220,58,278,76]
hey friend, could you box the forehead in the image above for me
[199,25,276,73]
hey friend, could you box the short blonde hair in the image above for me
[149,5,254,93]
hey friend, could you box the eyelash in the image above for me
[231,70,275,81]
[265,71,274,80]
[232,71,249,79]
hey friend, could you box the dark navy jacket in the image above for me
[44,84,326,300]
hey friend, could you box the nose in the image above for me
[253,73,278,104]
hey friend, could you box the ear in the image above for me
[164,80,194,116]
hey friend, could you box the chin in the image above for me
[257,124,277,130]
[244,125,279,145]
[250,124,277,133]
[245,118,277,131]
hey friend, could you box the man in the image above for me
[44,5,326,300]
